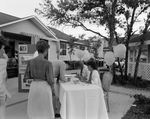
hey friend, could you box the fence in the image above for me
[128,62,150,81]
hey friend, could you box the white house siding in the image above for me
[128,41,150,81]
[98,40,104,58]
[14,40,30,51]
[59,39,106,61]
[59,44,81,61]
[0,20,58,61]
[0,20,48,37]
[49,41,58,61]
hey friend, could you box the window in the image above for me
[140,45,148,63]
[79,45,85,50]
[60,42,67,55]
[130,49,133,62]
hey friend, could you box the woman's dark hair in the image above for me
[0,36,7,49]
[87,60,97,70]
[36,40,50,53]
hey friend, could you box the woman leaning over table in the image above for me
[86,60,102,87]
[0,36,11,119]
[24,40,55,119]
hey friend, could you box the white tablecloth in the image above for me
[55,79,109,119]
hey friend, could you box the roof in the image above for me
[48,26,89,45]
[0,12,57,39]
[48,26,71,40]
[0,12,20,25]
[130,33,150,43]
[129,34,140,43]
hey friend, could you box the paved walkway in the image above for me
[5,75,150,119]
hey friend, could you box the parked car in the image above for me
[115,60,125,69]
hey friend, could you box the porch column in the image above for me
[131,48,135,76]
[127,48,130,74]
[56,41,60,60]
[31,36,39,44]
[148,45,150,63]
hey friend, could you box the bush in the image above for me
[122,94,150,119]
[74,61,81,69]
[115,74,150,89]
[134,94,150,105]
[64,60,81,70]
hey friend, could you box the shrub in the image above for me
[122,94,150,119]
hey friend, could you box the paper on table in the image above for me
[65,74,76,77]
[80,82,89,86]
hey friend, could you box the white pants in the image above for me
[0,85,6,119]
[0,103,5,119]
[27,81,54,119]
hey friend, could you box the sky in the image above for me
[0,0,147,39]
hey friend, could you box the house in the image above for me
[49,26,106,61]
[49,26,88,61]
[0,12,60,78]
[128,33,150,81]
[0,12,59,61]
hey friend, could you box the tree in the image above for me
[35,0,150,82]
[86,36,101,59]
[78,34,102,59]
[120,0,150,80]
[133,12,150,83]
[35,0,118,49]
[67,36,78,61]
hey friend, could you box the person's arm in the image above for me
[46,62,55,96]
[3,53,8,62]
[85,67,90,79]
[91,71,98,84]
[59,62,68,82]
[23,61,30,81]
[91,71,102,87]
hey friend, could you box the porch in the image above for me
[128,42,150,81]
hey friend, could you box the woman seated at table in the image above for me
[76,61,89,81]
[85,60,102,87]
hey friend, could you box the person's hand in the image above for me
[76,74,82,80]
[51,86,55,96]
[66,77,71,82]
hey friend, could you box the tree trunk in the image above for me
[117,58,123,79]
[69,54,72,61]
[133,35,146,84]
[133,47,142,84]
[124,7,136,81]
[125,42,129,80]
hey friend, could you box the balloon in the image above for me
[104,52,115,66]
[83,50,91,61]
[33,51,38,58]
[83,50,89,54]
[114,44,126,58]
[76,50,85,59]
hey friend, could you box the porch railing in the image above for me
[128,62,150,81]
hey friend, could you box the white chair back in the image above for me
[102,72,113,92]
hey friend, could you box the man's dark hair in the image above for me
[87,60,97,70]
[36,40,50,53]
